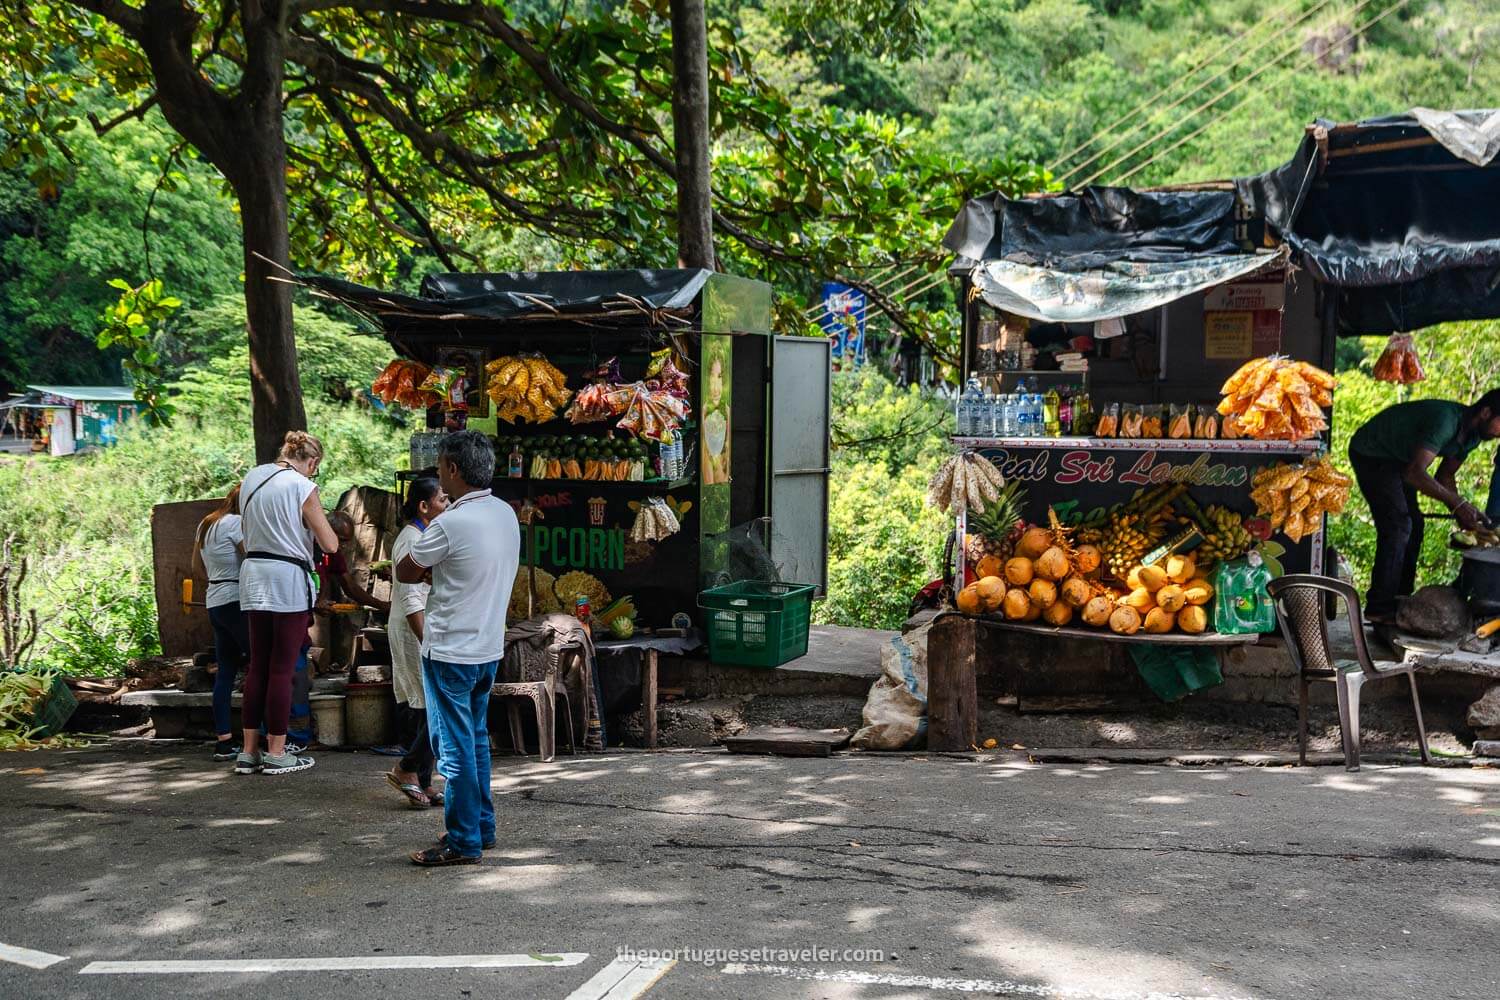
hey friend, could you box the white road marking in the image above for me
[565,956,676,999]
[0,941,69,970]
[78,952,589,975]
[719,963,1271,1000]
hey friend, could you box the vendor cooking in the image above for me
[1348,390,1500,623]
[316,511,392,615]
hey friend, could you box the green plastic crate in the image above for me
[699,581,816,668]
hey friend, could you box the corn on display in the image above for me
[1249,456,1351,543]
[485,354,573,423]
[1216,356,1335,441]
[927,452,1005,517]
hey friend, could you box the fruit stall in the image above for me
[296,268,831,642]
[936,186,1351,648]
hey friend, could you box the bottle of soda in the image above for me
[575,594,592,636]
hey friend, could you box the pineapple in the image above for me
[964,482,1026,563]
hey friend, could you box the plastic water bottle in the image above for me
[1015,393,1030,437]
[957,379,977,436]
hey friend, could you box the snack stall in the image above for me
[297,269,830,639]
[936,186,1349,651]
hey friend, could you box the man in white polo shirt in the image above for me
[396,431,519,866]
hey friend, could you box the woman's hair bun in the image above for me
[278,430,325,462]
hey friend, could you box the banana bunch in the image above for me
[1101,508,1173,577]
[486,354,573,423]
[1196,504,1254,563]
[927,452,1005,517]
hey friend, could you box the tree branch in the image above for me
[319,89,466,270]
[88,93,159,136]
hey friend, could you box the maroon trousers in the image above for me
[243,610,311,737]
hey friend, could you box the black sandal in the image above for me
[409,846,481,867]
[438,832,495,851]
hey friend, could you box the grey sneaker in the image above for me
[233,751,261,775]
[260,751,315,775]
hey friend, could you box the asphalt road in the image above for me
[2,743,1498,1000]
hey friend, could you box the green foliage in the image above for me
[0,93,241,389]
[97,277,181,425]
[816,368,954,628]
[172,295,396,415]
[1326,324,1500,592]
[0,293,406,674]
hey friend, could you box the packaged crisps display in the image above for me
[486,354,573,424]
[1221,411,1243,439]
[1193,405,1219,439]
[1217,356,1334,441]
[616,383,690,443]
[1372,333,1425,384]
[1248,456,1352,543]
[418,366,461,400]
[651,355,691,399]
[1168,403,1193,439]
[1118,403,1144,439]
[1212,552,1276,635]
[567,383,624,424]
[645,347,672,379]
[1095,402,1120,438]
[1140,404,1164,439]
[372,359,438,409]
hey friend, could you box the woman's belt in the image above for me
[244,551,316,610]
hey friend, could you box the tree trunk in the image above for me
[669,0,715,270]
[234,6,306,464]
[138,0,306,464]
[235,136,306,464]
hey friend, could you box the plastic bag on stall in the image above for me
[850,623,931,751]
[1212,552,1277,635]
[1372,333,1425,384]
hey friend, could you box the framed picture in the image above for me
[434,344,488,418]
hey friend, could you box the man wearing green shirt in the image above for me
[1348,392,1500,622]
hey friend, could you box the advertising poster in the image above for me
[818,281,866,368]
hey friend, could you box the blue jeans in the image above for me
[421,656,497,857]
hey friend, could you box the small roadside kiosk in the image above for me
[928,108,1500,739]
[298,268,831,649]
[0,385,139,456]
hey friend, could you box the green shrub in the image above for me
[815,368,954,629]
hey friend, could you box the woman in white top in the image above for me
[192,486,247,761]
[384,476,448,808]
[235,431,339,776]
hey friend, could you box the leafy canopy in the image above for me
[1,0,1048,363]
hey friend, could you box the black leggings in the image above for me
[398,704,435,788]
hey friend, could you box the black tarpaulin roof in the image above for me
[295,268,713,333]
[1237,109,1500,334]
[944,185,1243,272]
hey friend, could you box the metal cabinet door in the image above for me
[770,335,830,594]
